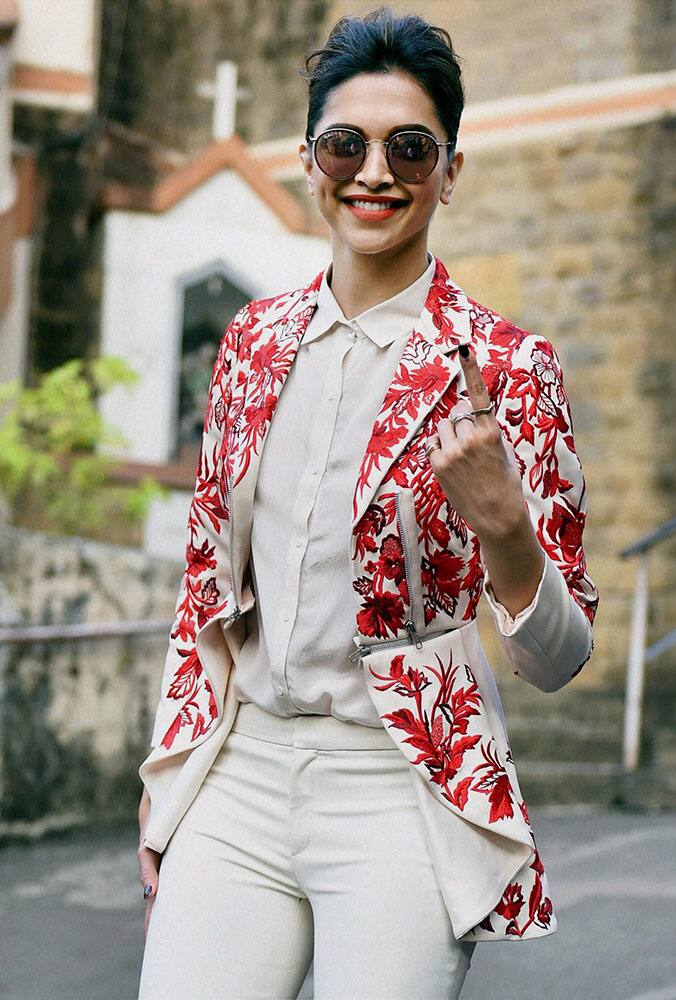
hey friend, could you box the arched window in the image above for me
[175,264,250,459]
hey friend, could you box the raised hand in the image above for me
[425,345,525,542]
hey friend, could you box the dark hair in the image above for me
[299,6,464,156]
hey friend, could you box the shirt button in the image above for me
[327,393,335,401]
[296,539,303,548]
[312,469,319,476]
[282,614,290,622]
[275,685,284,696]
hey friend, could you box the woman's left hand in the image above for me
[426,346,525,543]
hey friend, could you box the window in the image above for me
[175,267,250,457]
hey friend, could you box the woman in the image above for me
[137,8,599,999]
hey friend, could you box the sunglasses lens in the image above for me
[388,132,439,182]
[315,130,366,179]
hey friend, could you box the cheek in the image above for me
[315,176,340,211]
[408,184,442,220]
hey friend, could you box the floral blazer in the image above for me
[139,255,599,943]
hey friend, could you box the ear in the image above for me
[440,149,464,206]
[298,143,315,196]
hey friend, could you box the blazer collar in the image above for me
[302,251,436,349]
[276,253,473,355]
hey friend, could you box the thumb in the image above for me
[138,844,162,901]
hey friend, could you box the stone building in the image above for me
[1,0,675,829]
[100,0,675,687]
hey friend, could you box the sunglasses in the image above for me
[308,128,454,184]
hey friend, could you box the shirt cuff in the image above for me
[483,555,548,637]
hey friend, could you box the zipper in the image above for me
[349,625,459,662]
[349,491,452,663]
[395,491,424,647]
[222,473,242,624]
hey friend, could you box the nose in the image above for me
[353,139,395,187]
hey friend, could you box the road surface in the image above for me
[1,807,674,1000]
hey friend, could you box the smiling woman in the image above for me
[136,7,598,1000]
[296,31,465,313]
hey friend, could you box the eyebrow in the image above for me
[324,122,439,140]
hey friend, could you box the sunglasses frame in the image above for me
[308,127,455,184]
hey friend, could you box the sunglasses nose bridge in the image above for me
[354,137,394,183]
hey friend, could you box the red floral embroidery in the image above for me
[148,256,595,940]
[356,591,405,639]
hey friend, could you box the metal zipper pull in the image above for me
[224,606,243,625]
[404,619,423,649]
[349,644,371,663]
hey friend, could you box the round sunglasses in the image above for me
[308,127,454,184]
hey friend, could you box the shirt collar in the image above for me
[301,251,436,349]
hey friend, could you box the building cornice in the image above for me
[250,70,676,179]
[98,132,320,235]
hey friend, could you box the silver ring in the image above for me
[471,402,494,416]
[450,412,476,427]
[424,441,442,457]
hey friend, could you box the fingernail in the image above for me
[144,884,153,898]
[459,344,470,359]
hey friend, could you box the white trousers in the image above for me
[138,701,477,1000]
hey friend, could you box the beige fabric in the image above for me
[232,252,437,726]
[138,701,476,999]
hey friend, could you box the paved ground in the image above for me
[1,807,675,1000]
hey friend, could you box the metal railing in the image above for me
[0,619,173,644]
[620,517,676,771]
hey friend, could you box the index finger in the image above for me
[458,345,492,416]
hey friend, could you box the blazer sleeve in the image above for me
[148,305,248,749]
[481,333,599,694]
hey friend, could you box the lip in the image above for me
[340,195,409,222]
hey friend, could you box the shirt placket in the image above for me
[270,321,361,703]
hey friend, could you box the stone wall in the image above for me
[0,523,182,830]
[10,0,674,821]
[428,116,676,687]
[284,110,676,686]
[99,0,333,154]
[3,520,674,832]
[327,0,675,100]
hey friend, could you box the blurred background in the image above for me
[0,1,674,998]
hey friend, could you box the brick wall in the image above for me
[327,0,674,100]
[427,117,676,686]
[19,0,675,694]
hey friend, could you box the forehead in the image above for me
[317,70,443,137]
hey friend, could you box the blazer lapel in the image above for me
[350,257,473,528]
[227,272,323,593]
[226,255,474,594]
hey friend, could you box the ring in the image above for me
[450,412,476,427]
[471,402,494,416]
[424,441,441,458]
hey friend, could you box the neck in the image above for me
[327,234,431,320]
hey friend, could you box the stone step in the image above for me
[515,760,625,807]
[515,760,676,809]
[498,683,626,728]
[652,730,676,770]
[615,767,676,810]
[506,717,621,764]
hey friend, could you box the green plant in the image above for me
[0,357,167,535]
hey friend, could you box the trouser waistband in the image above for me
[231,699,398,750]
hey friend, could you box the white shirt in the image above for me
[232,252,437,726]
